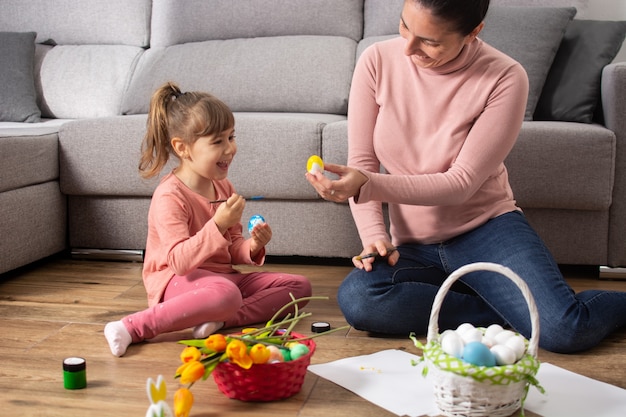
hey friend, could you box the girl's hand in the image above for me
[353,240,399,272]
[213,194,245,234]
[249,222,272,257]
[305,162,368,202]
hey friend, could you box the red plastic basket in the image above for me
[212,333,316,401]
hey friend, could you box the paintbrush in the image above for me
[354,247,397,261]
[209,195,264,204]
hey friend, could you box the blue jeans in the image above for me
[338,211,626,353]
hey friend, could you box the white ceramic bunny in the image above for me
[145,375,174,417]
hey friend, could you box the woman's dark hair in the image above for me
[416,0,490,35]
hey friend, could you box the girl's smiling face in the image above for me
[399,1,483,69]
[187,128,237,182]
[172,127,237,197]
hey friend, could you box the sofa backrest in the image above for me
[121,0,363,116]
[0,0,151,119]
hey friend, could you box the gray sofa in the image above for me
[1,0,625,275]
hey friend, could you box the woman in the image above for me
[306,0,626,353]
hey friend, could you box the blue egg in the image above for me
[462,341,496,367]
[247,214,265,234]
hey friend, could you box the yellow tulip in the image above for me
[180,346,201,363]
[249,343,270,364]
[173,387,194,417]
[204,333,227,352]
[226,339,253,369]
[178,360,205,385]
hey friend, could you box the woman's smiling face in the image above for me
[399,0,483,69]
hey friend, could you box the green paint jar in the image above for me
[63,357,87,389]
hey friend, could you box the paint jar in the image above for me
[63,357,87,389]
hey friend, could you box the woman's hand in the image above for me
[305,162,368,202]
[213,194,245,234]
[249,222,272,257]
[353,240,399,272]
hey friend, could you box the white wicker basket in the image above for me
[424,262,541,417]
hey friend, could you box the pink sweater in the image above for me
[348,37,529,246]
[142,172,264,306]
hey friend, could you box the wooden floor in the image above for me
[1,255,625,417]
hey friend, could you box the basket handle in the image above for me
[426,262,540,357]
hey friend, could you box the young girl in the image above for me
[104,82,312,357]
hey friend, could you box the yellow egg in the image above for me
[307,155,324,174]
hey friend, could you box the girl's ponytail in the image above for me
[139,82,182,179]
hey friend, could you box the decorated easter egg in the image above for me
[505,335,527,360]
[247,214,265,234]
[280,348,292,362]
[490,344,517,365]
[462,341,496,367]
[267,345,284,363]
[307,155,324,174]
[289,343,310,360]
[440,329,464,358]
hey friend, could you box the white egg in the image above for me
[482,335,496,348]
[456,323,475,335]
[494,329,515,345]
[490,344,517,365]
[505,335,527,360]
[440,330,465,357]
[461,327,483,344]
[484,324,504,340]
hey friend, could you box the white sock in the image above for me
[192,321,224,339]
[104,321,132,357]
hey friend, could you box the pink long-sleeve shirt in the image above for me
[142,172,264,307]
[348,36,529,246]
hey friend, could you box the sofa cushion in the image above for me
[0,133,58,193]
[534,20,626,123]
[0,0,151,47]
[59,115,157,196]
[122,36,356,115]
[151,0,364,47]
[38,45,144,118]
[59,113,344,200]
[480,7,576,120]
[506,122,615,211]
[229,113,345,199]
[0,32,41,123]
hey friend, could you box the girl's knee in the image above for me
[293,275,312,298]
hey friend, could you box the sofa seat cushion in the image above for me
[0,132,59,193]
[506,121,615,211]
[229,113,345,199]
[122,36,356,115]
[59,113,344,200]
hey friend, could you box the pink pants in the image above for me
[123,269,312,342]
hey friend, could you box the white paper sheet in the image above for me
[308,349,626,417]
[308,349,440,417]
[525,363,626,417]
